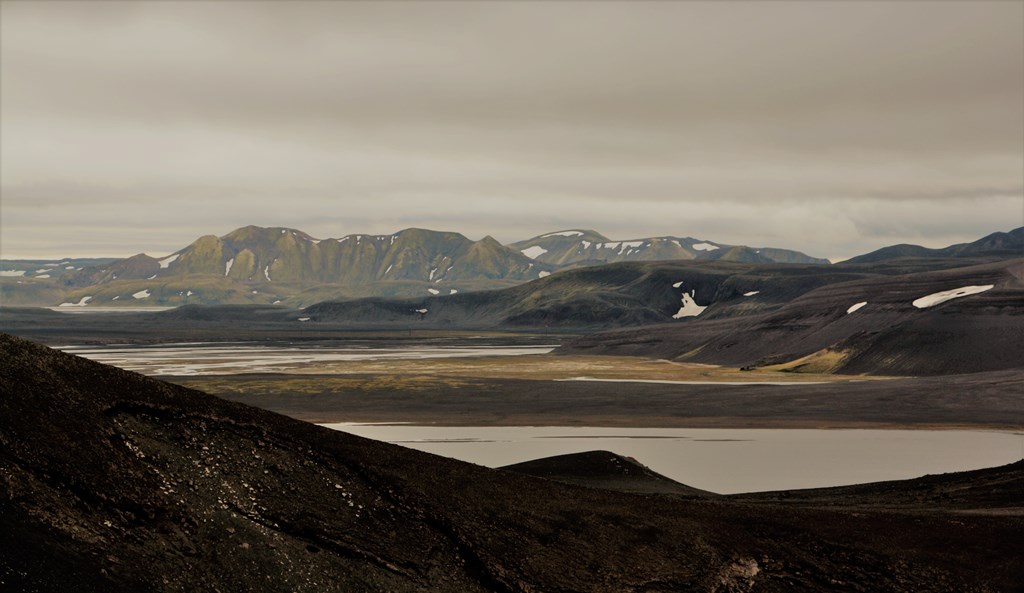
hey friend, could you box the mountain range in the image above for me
[0,226,1019,318]
[0,225,826,307]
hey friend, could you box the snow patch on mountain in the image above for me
[538,271,551,278]
[133,289,151,299]
[691,242,719,251]
[521,246,548,259]
[672,290,707,319]
[158,253,180,268]
[0,271,25,277]
[744,291,760,297]
[59,296,92,307]
[541,231,585,238]
[224,258,234,276]
[596,241,645,255]
[847,302,868,314]
[427,288,440,295]
[264,265,272,282]
[912,285,994,309]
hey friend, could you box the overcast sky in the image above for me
[2,1,1022,261]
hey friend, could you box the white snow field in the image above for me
[912,285,994,309]
[847,302,868,314]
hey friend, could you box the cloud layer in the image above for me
[2,1,1021,260]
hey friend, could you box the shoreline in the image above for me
[309,417,1024,432]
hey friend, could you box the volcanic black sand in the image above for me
[2,334,1022,592]
[173,370,1024,429]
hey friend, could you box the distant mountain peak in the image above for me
[507,231,826,267]
[846,226,1024,264]
[538,229,609,241]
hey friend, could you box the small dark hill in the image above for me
[846,227,1024,264]
[3,335,1023,591]
[501,450,714,496]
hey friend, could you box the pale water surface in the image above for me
[47,306,176,314]
[56,342,557,375]
[324,425,1024,494]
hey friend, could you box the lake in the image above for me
[54,341,1023,494]
[324,424,1024,494]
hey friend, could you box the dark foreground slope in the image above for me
[733,459,1024,511]
[2,334,1022,592]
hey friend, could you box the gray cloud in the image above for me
[2,0,1021,261]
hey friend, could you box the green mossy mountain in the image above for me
[52,226,553,307]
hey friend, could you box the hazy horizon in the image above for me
[2,1,1022,261]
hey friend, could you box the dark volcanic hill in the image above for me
[2,334,1022,592]
[501,451,715,496]
[561,257,1024,375]
[301,259,877,329]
